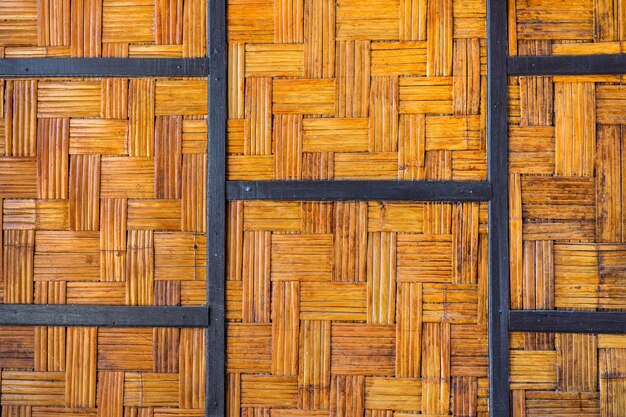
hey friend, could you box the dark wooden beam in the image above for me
[510,310,626,334]
[206,0,227,415]
[0,58,208,77]
[509,54,626,75]
[487,0,511,415]
[227,180,492,201]
[0,305,209,327]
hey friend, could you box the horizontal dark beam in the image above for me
[227,181,492,201]
[0,305,209,327]
[509,54,626,75]
[0,58,208,77]
[510,310,626,334]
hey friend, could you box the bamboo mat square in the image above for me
[227,0,487,181]
[509,73,626,312]
[0,0,206,58]
[226,200,490,416]
[0,325,206,411]
[510,331,626,416]
[509,0,626,56]
[0,78,208,306]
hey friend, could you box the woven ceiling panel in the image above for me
[0,326,206,410]
[0,78,208,306]
[0,0,206,57]
[510,331,626,416]
[226,0,487,181]
[509,0,626,56]
[225,200,489,416]
[509,73,626,312]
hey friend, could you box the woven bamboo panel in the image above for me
[225,200,490,416]
[509,0,626,55]
[0,325,206,412]
[227,0,487,181]
[510,331,626,417]
[509,74,626,311]
[0,0,206,58]
[0,77,208,306]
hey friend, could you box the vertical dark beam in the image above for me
[487,0,510,415]
[206,0,227,416]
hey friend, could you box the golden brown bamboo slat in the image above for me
[0,78,207,307]
[227,200,489,415]
[509,332,626,416]
[509,0,626,55]
[0,0,206,57]
[0,326,206,411]
[227,0,487,181]
[509,74,626,312]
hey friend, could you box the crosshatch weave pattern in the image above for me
[0,325,206,412]
[0,0,206,58]
[227,0,488,181]
[509,0,626,56]
[510,332,626,416]
[508,73,626,312]
[0,77,208,306]
[225,201,490,416]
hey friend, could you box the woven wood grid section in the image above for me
[0,0,206,58]
[509,0,626,56]
[0,325,206,412]
[225,200,489,416]
[510,331,626,417]
[0,77,208,306]
[226,0,487,181]
[508,73,626,311]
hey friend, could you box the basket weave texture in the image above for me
[0,77,208,306]
[225,201,490,416]
[509,73,626,311]
[227,0,487,181]
[0,0,206,58]
[0,326,206,411]
[509,0,626,56]
[510,331,626,416]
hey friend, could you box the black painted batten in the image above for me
[206,0,227,415]
[509,54,626,76]
[0,58,209,77]
[510,310,626,334]
[227,181,492,202]
[487,0,510,415]
[0,305,209,327]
